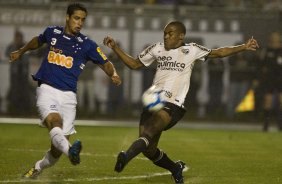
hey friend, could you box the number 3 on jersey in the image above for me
[51,38,57,45]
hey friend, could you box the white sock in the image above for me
[49,127,70,155]
[35,150,59,171]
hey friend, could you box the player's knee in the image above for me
[138,133,154,150]
[44,113,63,129]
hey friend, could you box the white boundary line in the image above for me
[1,148,188,183]
[0,168,189,183]
[0,117,138,127]
[0,117,264,130]
[0,172,169,183]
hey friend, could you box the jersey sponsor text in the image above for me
[47,51,73,69]
[157,60,186,72]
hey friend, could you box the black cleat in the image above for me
[172,161,186,184]
[114,151,127,173]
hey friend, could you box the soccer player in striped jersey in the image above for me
[104,21,258,183]
[9,3,121,179]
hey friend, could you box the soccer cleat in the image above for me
[114,151,127,173]
[22,167,41,179]
[68,140,82,165]
[172,161,186,184]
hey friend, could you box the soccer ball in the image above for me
[142,86,165,112]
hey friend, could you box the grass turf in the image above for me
[0,123,281,184]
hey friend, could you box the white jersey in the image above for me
[138,42,211,108]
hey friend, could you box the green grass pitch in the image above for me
[0,123,281,184]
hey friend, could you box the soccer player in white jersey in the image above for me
[103,21,259,183]
[9,3,121,179]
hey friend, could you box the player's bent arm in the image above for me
[103,36,143,70]
[20,36,42,53]
[112,46,144,70]
[98,62,121,86]
[98,61,116,77]
[10,36,43,62]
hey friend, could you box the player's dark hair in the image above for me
[67,3,87,16]
[168,21,186,35]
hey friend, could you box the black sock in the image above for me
[126,137,150,163]
[151,148,177,173]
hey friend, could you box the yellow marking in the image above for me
[97,47,107,60]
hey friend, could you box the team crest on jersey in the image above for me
[77,37,83,42]
[181,49,189,54]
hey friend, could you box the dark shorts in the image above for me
[140,102,186,131]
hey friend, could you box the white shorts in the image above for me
[36,84,77,135]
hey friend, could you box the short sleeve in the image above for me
[192,43,211,62]
[86,40,108,64]
[138,43,158,67]
[38,27,51,44]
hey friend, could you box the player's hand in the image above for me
[111,74,121,86]
[103,36,116,49]
[9,50,22,62]
[245,37,259,51]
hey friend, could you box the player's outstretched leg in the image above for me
[22,149,60,179]
[114,136,150,172]
[68,140,82,165]
[145,148,186,183]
